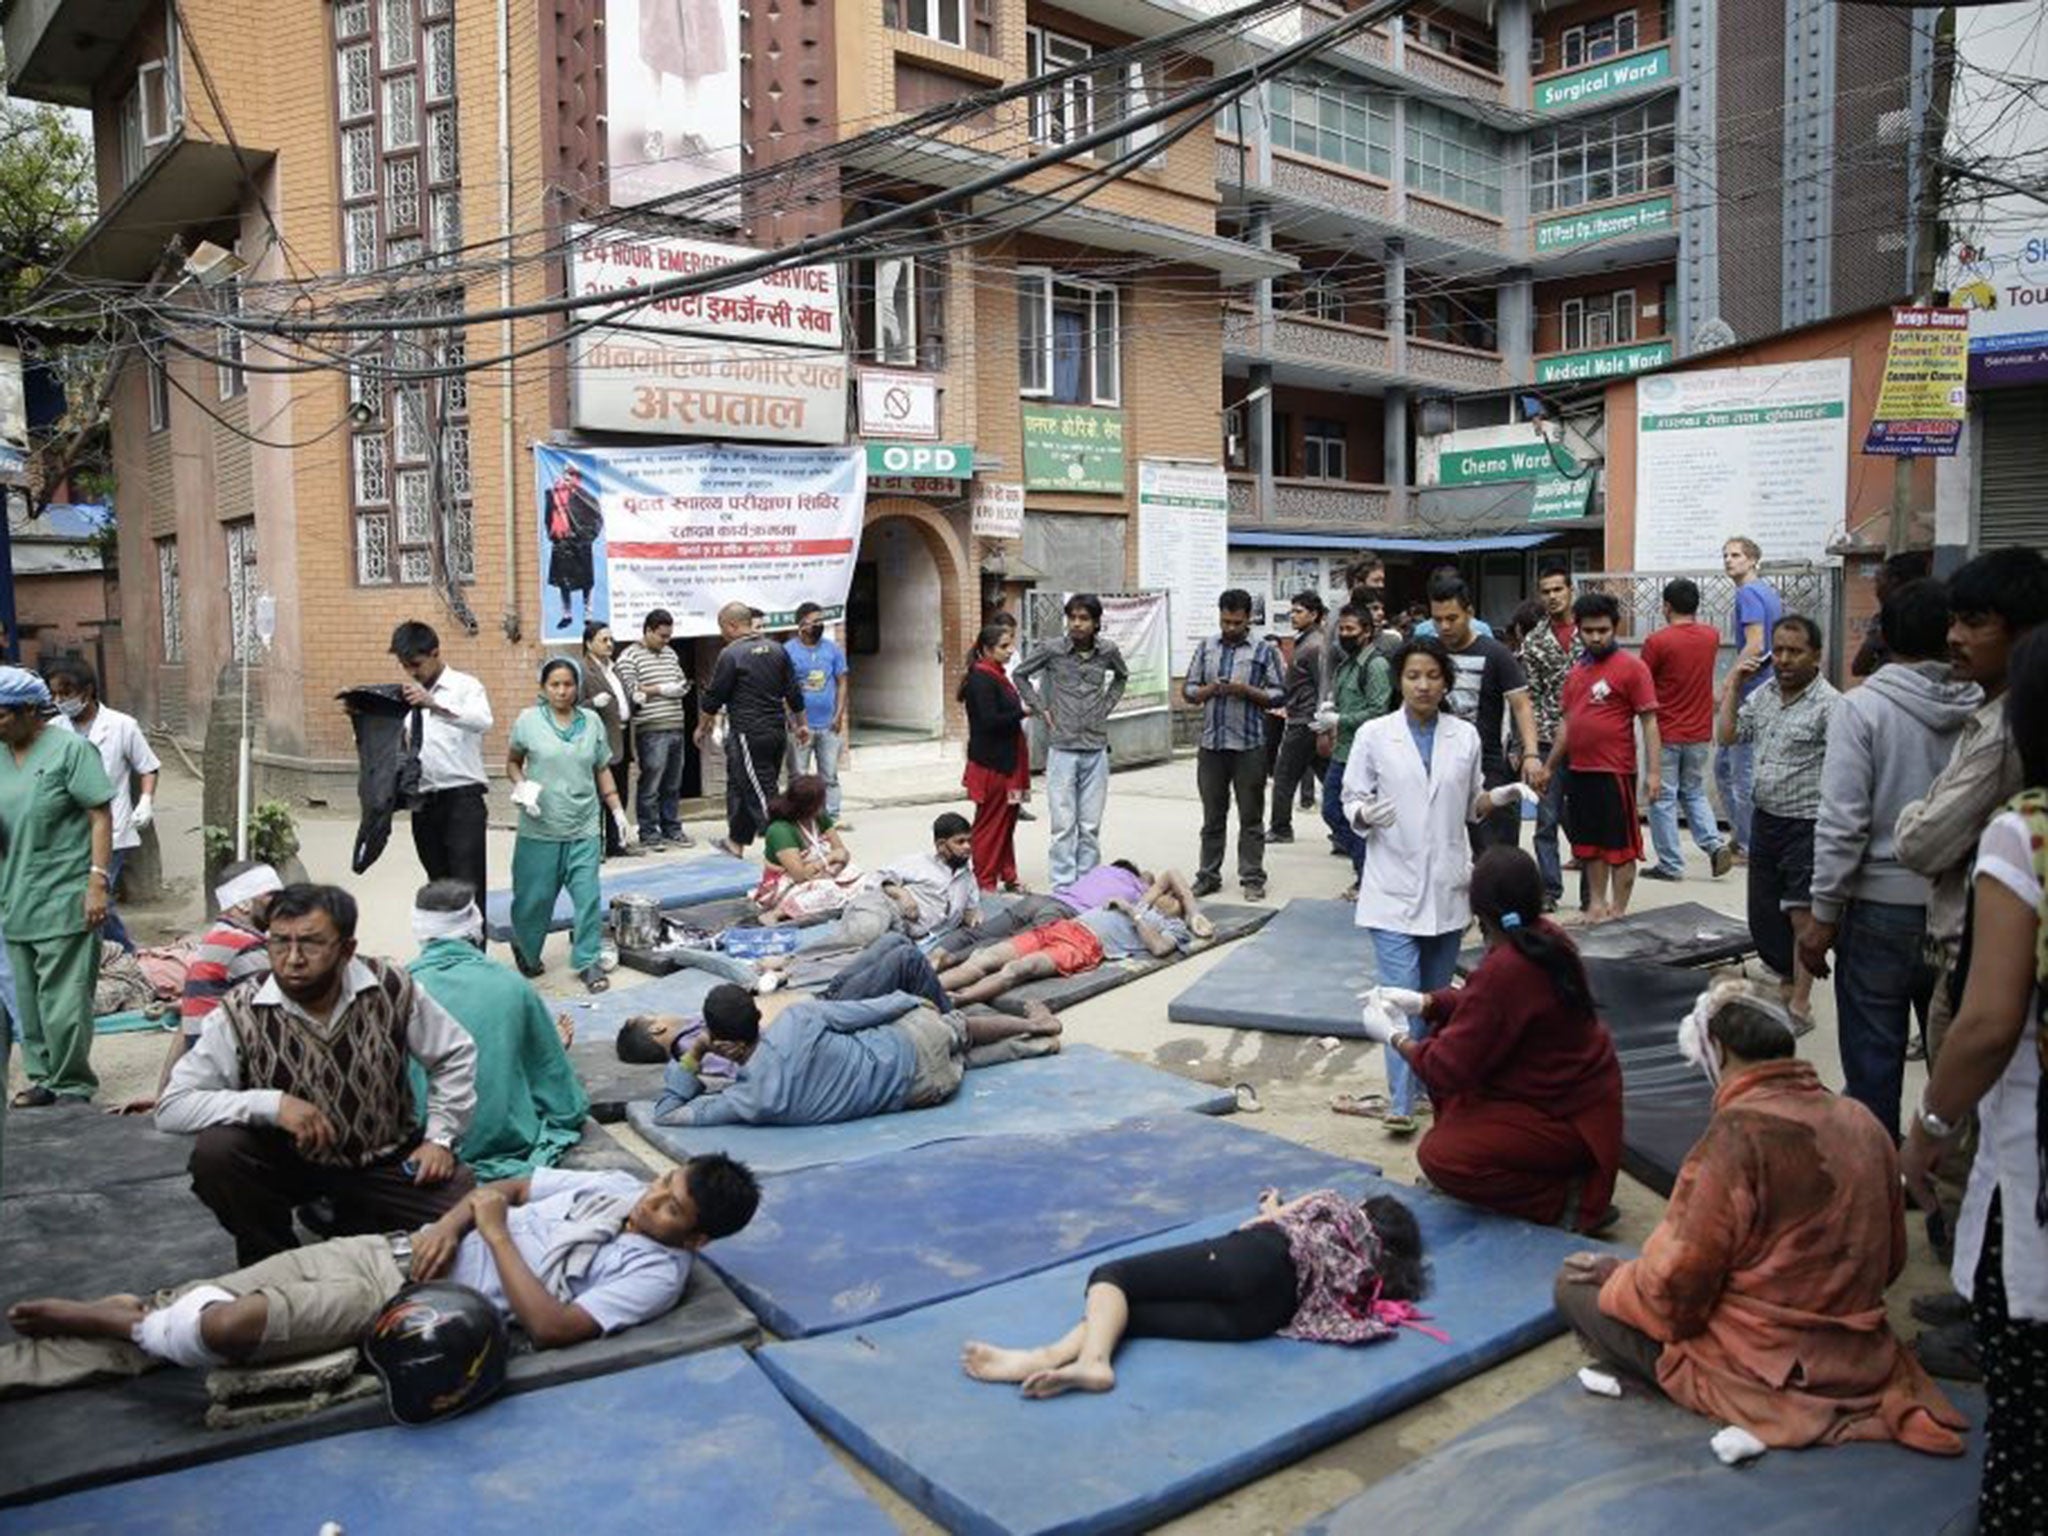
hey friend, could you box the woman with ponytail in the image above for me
[959,621,1031,892]
[1358,846,1624,1232]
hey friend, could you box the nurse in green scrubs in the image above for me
[0,667,114,1107]
[506,656,628,993]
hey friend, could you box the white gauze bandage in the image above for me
[412,902,484,945]
[133,1285,235,1367]
[214,864,284,913]
[1678,983,1799,1088]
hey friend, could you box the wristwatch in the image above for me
[1917,1098,1959,1140]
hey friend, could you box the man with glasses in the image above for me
[156,884,479,1265]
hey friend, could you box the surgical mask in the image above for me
[800,624,824,642]
[55,697,86,719]
[1338,633,1364,656]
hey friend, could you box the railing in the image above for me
[1407,337,1506,389]
[1224,307,1396,374]
[1228,473,1394,527]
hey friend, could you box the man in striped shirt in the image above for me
[616,609,696,850]
[1183,590,1286,902]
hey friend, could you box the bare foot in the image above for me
[961,1340,1065,1383]
[555,1013,576,1049]
[1018,1000,1063,1037]
[9,1294,146,1339]
[1187,913,1216,940]
[1020,1360,1115,1399]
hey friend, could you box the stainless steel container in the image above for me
[610,893,663,951]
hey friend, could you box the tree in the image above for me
[0,89,93,310]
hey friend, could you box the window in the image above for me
[119,56,183,184]
[902,0,965,47]
[226,520,259,663]
[1407,288,1499,351]
[334,0,458,279]
[1017,270,1119,405]
[1302,419,1347,481]
[1406,102,1503,214]
[874,257,918,366]
[1267,74,1393,178]
[1026,28,1095,146]
[157,539,184,662]
[1558,289,1639,351]
[216,275,247,399]
[348,317,473,585]
[1529,98,1674,214]
[1561,10,1637,68]
[146,340,171,431]
[1530,36,1544,69]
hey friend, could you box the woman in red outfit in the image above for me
[959,622,1031,892]
[1360,846,1625,1233]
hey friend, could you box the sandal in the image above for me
[513,950,545,979]
[582,965,610,994]
[1330,1092,1388,1119]
[1232,1082,1263,1114]
[11,1085,57,1109]
[1381,1113,1419,1137]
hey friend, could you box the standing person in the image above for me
[1342,636,1536,1135]
[1428,574,1541,853]
[1013,594,1127,889]
[615,609,694,851]
[580,622,638,860]
[1266,592,1328,846]
[390,621,493,925]
[1520,562,1580,906]
[1184,590,1285,902]
[1900,625,2048,1532]
[1716,537,1782,860]
[1851,550,1933,678]
[785,602,852,828]
[698,602,808,861]
[1798,579,1979,1140]
[1544,592,1662,924]
[1318,604,1392,897]
[507,658,628,993]
[1716,615,1838,1030]
[1642,578,1737,882]
[960,621,1030,893]
[47,662,159,953]
[0,668,113,1107]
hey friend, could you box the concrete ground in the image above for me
[22,751,1951,1533]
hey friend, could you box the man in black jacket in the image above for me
[697,603,809,858]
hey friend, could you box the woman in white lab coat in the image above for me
[1342,635,1536,1133]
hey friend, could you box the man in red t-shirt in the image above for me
[1542,592,1661,923]
[1640,578,1736,882]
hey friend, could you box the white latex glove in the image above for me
[1311,704,1340,732]
[660,681,690,699]
[1347,796,1398,833]
[591,690,612,709]
[510,779,544,816]
[1367,985,1428,1016]
[1487,781,1540,809]
[130,793,155,830]
[611,806,630,843]
[1357,998,1409,1047]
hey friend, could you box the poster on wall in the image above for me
[1633,359,1850,569]
[604,0,743,212]
[1096,591,1171,718]
[533,441,866,638]
[1135,460,1230,673]
[1948,234,2048,388]
[1863,306,1969,456]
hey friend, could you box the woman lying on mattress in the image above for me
[960,1189,1427,1398]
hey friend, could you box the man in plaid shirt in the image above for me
[1716,613,1839,1029]
[1183,590,1285,901]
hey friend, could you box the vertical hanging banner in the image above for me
[1135,460,1230,673]
[1862,306,1970,456]
[603,0,743,212]
[1097,591,1171,716]
[534,442,867,638]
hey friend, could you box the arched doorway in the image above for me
[846,507,966,740]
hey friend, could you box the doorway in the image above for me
[849,517,944,738]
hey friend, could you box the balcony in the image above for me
[1402,39,1506,106]
[47,130,265,283]
[1216,137,1502,259]
[1408,337,1506,390]
[1228,473,1395,529]
[3,0,153,106]
[1224,306,1396,377]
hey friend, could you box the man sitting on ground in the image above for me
[782,812,984,955]
[1553,979,1965,1458]
[651,981,1059,1127]
[0,1156,760,1392]
[155,883,480,1266]
[935,873,1215,1006]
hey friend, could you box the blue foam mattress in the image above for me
[483,851,757,939]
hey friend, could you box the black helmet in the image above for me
[362,1282,509,1426]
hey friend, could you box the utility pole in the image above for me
[1892,5,1957,554]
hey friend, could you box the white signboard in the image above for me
[534,441,866,637]
[569,227,841,349]
[1135,459,1230,673]
[569,328,849,444]
[857,369,940,439]
[1633,359,1850,569]
[970,479,1025,541]
[603,0,742,210]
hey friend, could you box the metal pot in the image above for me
[610,893,663,952]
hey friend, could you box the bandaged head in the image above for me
[412,900,484,945]
[214,863,284,915]
[1678,978,1799,1088]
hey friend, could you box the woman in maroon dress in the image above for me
[959,622,1030,893]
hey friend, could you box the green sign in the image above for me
[1535,194,1674,254]
[1022,404,1125,493]
[1534,339,1674,384]
[1535,45,1672,112]
[864,442,973,479]
[1437,442,1592,523]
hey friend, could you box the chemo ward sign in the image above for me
[533,441,866,639]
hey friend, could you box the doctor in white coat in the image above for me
[1343,634,1536,1133]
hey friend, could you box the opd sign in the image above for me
[866,442,973,479]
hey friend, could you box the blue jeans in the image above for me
[1533,742,1565,900]
[634,728,687,842]
[787,727,844,818]
[1368,927,1463,1117]
[1045,747,1109,889]
[820,933,950,1011]
[1322,758,1363,873]
[1648,742,1726,875]
[101,847,134,952]
[1835,900,1929,1140]
[1714,739,1755,851]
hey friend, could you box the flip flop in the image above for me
[11,1085,57,1109]
[1330,1092,1389,1119]
[1381,1113,1419,1137]
[1233,1082,1263,1114]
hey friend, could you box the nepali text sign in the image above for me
[1135,460,1230,673]
[1534,46,1673,112]
[1022,404,1126,492]
[532,441,865,638]
[1436,441,1592,522]
[569,329,849,444]
[1863,307,1970,457]
[1948,233,2048,389]
[1634,359,1850,568]
[1099,591,1172,717]
[970,479,1025,540]
[856,369,940,439]
[1535,195,1674,254]
[569,226,841,350]
[1534,338,1673,384]
[864,442,972,479]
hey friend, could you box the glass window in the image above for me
[1017,270,1120,406]
[1406,102,1503,214]
[1302,420,1346,481]
[146,339,171,431]
[226,520,260,664]
[1026,28,1095,146]
[1268,74,1392,178]
[1529,98,1674,214]
[902,0,965,47]
[875,257,917,366]
[216,275,247,400]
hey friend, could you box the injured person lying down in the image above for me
[935,870,1218,1006]
[0,1158,760,1397]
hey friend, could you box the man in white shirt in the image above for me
[48,661,160,952]
[778,813,984,957]
[157,884,481,1265]
[389,621,493,922]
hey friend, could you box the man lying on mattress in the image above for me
[0,1157,760,1397]
[931,872,1216,1007]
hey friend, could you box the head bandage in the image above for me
[214,865,284,914]
[1677,981,1799,1088]
[412,901,484,944]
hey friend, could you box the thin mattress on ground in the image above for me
[986,900,1278,1016]
[482,852,757,940]
[1456,901,1753,975]
[1583,957,1719,1197]
[1165,898,1379,1036]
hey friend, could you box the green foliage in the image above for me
[203,801,302,868]
[0,93,94,310]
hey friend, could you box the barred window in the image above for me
[346,302,470,587]
[216,273,247,399]
[335,0,453,279]
[379,0,416,66]
[157,539,184,662]
[226,520,260,663]
[425,23,455,100]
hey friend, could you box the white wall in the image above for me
[855,519,943,732]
